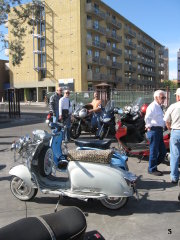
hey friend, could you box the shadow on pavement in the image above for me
[29,193,180,216]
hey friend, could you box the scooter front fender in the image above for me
[9,165,35,188]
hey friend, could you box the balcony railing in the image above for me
[86,3,106,20]
[107,75,122,82]
[111,61,122,69]
[140,69,156,76]
[86,38,106,50]
[106,45,122,56]
[124,53,136,61]
[124,64,136,72]
[87,55,107,65]
[137,58,155,67]
[159,47,165,55]
[124,77,136,84]
[106,16,122,29]
[159,57,164,63]
[158,65,164,71]
[137,36,155,49]
[87,20,106,35]
[137,46,155,58]
[124,40,136,49]
[124,27,136,38]
[106,30,122,42]
[87,70,107,82]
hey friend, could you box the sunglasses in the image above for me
[160,96,166,100]
[65,92,70,95]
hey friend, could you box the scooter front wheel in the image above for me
[38,147,53,177]
[10,176,38,201]
[100,197,128,210]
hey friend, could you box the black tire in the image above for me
[100,197,128,210]
[10,176,38,201]
[70,123,81,139]
[38,147,53,177]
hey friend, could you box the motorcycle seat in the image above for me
[74,139,112,149]
[0,207,86,240]
[67,149,113,164]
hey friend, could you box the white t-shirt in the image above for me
[164,101,180,129]
[59,97,72,116]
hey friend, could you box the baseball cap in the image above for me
[174,88,180,95]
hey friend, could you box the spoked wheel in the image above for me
[100,197,128,210]
[10,176,38,201]
[70,123,81,139]
[38,147,54,177]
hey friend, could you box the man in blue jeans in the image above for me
[164,88,180,183]
[145,90,167,176]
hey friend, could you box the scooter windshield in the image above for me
[105,100,116,112]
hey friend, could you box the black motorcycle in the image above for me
[98,100,119,140]
[0,206,105,240]
[70,103,98,139]
[120,97,147,144]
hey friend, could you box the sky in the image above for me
[0,0,180,80]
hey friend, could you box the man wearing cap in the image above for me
[145,90,167,176]
[164,88,180,183]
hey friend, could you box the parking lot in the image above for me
[0,114,180,240]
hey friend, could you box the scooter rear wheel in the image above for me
[10,176,38,201]
[100,197,128,210]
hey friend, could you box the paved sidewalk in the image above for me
[0,122,180,239]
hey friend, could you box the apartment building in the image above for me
[178,49,180,82]
[163,48,169,80]
[7,0,165,101]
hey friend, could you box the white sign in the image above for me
[58,78,74,84]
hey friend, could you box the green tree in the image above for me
[162,80,177,89]
[0,0,41,65]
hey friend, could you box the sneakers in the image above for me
[148,170,163,176]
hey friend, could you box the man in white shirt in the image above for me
[145,90,166,176]
[59,90,72,141]
[164,88,180,183]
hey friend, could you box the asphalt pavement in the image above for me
[0,107,180,239]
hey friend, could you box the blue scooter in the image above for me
[39,123,128,176]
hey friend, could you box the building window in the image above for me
[112,56,116,62]
[94,20,99,29]
[107,40,111,46]
[87,49,92,56]
[95,67,100,73]
[88,65,92,70]
[112,43,116,48]
[95,35,99,42]
[95,51,100,57]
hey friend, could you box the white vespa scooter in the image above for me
[9,128,138,210]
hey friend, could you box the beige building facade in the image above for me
[8,0,165,101]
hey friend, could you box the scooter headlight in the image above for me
[103,118,111,123]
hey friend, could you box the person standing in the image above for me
[145,90,167,176]
[164,88,180,183]
[88,91,102,138]
[49,87,63,122]
[59,90,72,141]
